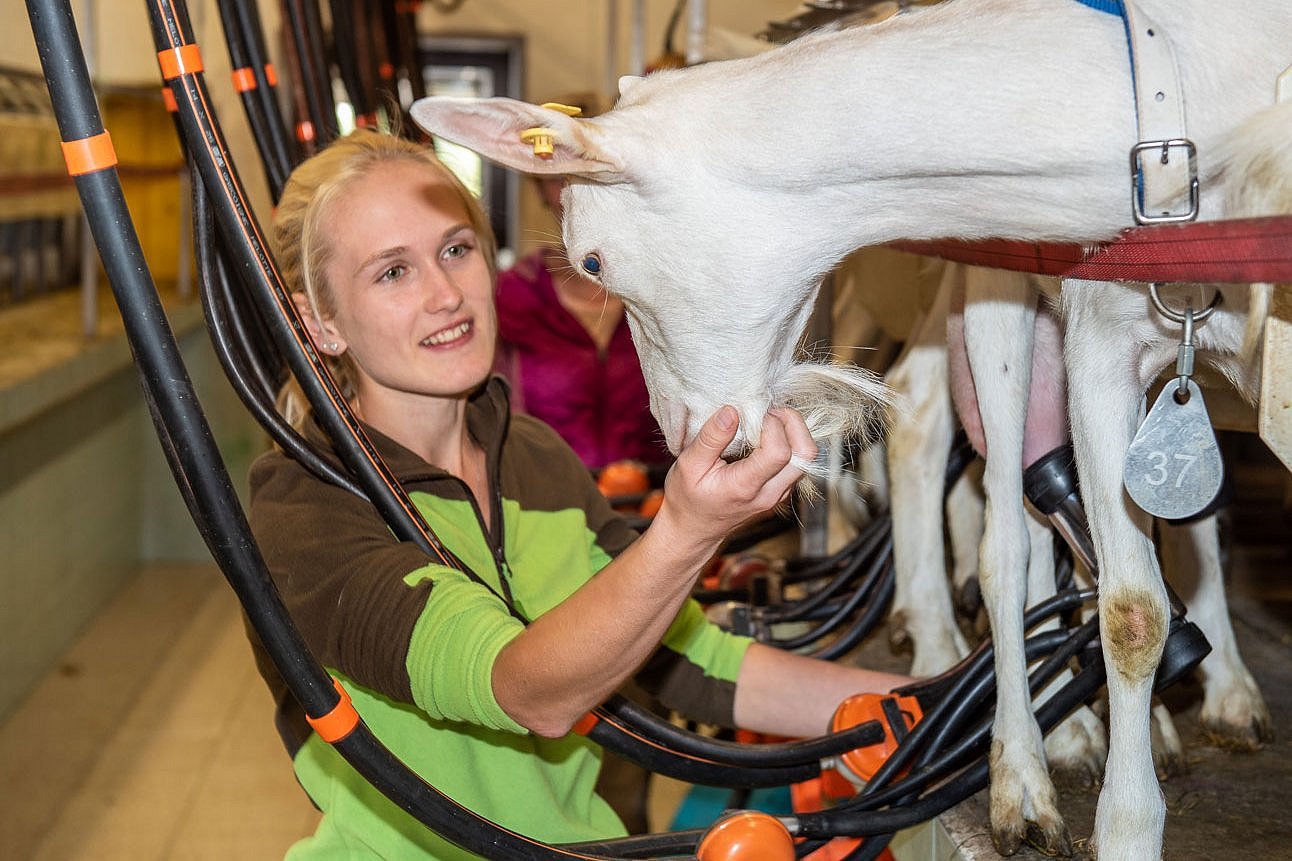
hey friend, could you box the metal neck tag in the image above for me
[1123,379,1224,520]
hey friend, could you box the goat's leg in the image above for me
[961,270,1069,856]
[887,267,968,675]
[1063,281,1168,861]
[1159,514,1273,747]
[1027,507,1109,784]
[947,460,985,619]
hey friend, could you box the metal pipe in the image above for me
[685,0,706,65]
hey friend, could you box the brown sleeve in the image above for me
[248,450,435,703]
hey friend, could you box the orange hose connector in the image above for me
[231,66,257,93]
[61,131,117,176]
[158,44,204,80]
[306,678,361,743]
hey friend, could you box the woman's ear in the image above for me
[291,293,346,355]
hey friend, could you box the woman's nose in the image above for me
[422,271,465,313]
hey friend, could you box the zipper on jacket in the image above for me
[443,472,518,615]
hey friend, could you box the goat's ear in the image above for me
[409,96,627,181]
[617,75,644,98]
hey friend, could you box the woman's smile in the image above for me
[420,319,474,348]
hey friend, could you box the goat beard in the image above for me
[725,362,893,482]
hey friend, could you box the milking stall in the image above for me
[2,0,1290,859]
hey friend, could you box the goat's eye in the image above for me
[581,254,602,276]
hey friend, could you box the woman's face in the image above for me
[316,159,496,412]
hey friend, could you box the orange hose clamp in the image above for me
[697,811,795,861]
[161,86,178,113]
[296,121,316,143]
[264,63,279,87]
[571,712,600,736]
[158,44,204,81]
[61,131,117,177]
[306,678,360,743]
[231,66,257,93]
[829,693,923,785]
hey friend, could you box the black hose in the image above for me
[801,560,895,661]
[193,176,364,496]
[214,0,293,198]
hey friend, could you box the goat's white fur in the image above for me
[411,2,1290,856]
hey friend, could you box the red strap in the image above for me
[891,214,1292,284]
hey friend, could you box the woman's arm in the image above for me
[732,642,913,739]
[492,406,814,737]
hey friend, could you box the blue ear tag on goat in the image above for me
[1123,379,1224,520]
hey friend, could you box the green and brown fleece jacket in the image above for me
[246,377,752,860]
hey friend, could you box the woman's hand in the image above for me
[653,405,817,552]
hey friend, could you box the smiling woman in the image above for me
[247,128,910,860]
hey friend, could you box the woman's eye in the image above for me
[380,265,405,281]
[581,254,602,277]
[444,242,471,260]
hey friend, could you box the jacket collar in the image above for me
[301,375,512,486]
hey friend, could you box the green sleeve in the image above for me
[404,565,528,733]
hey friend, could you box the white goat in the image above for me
[411,1,1291,857]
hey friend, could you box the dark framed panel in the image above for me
[419,35,524,261]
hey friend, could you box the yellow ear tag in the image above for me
[520,103,584,159]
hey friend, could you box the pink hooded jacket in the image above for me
[494,249,671,469]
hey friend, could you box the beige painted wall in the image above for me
[7,1,280,221]
[9,2,802,246]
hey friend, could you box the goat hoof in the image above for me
[1201,714,1273,751]
[1200,690,1274,750]
[955,577,982,615]
[1153,747,1187,780]
[1024,820,1074,857]
[990,822,1025,857]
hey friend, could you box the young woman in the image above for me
[248,128,910,860]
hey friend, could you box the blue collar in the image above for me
[1073,0,1125,15]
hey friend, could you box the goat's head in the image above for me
[411,85,889,466]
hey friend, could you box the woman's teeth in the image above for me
[422,321,470,346]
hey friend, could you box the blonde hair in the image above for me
[270,129,498,429]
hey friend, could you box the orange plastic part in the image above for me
[264,63,279,87]
[61,131,117,176]
[306,678,360,743]
[158,43,204,80]
[296,120,316,143]
[831,693,923,783]
[161,86,178,113]
[638,489,664,518]
[231,66,257,92]
[696,811,795,861]
[596,460,650,498]
[571,712,600,736]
